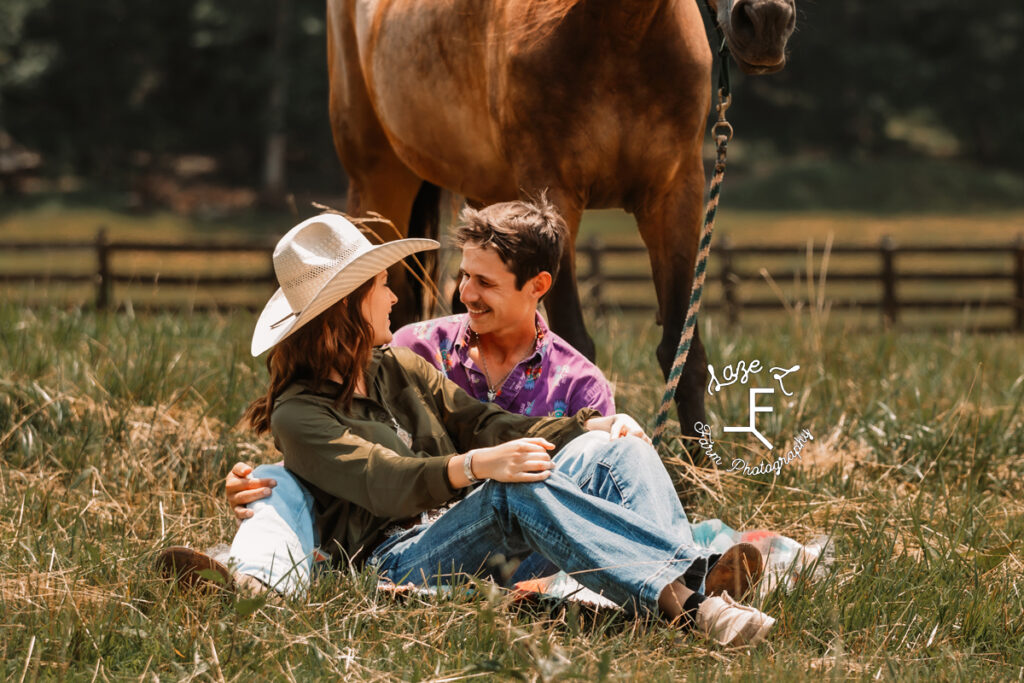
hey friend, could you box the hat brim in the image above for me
[251,237,439,356]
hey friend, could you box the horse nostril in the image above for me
[730,0,757,46]
[761,0,795,35]
[731,0,794,43]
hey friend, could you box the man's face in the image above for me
[458,244,543,337]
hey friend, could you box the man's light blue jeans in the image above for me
[230,431,709,614]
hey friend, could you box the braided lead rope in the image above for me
[651,90,733,447]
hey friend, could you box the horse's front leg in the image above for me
[634,176,708,456]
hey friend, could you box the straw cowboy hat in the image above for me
[251,214,438,356]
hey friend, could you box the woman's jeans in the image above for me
[228,462,317,595]
[230,432,709,614]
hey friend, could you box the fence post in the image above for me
[95,227,110,310]
[880,235,897,326]
[1014,233,1024,332]
[585,236,604,315]
[719,235,738,325]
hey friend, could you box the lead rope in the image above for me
[651,5,733,448]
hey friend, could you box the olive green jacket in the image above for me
[271,346,598,564]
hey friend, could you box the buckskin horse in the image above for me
[326,0,796,438]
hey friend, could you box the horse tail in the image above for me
[408,181,443,316]
[409,180,441,242]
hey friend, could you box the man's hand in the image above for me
[225,462,277,520]
[584,414,652,444]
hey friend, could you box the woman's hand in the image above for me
[225,462,277,521]
[447,438,555,488]
[584,413,652,444]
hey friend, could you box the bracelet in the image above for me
[463,451,481,485]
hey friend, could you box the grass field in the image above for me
[1,299,1021,680]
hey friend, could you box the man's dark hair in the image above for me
[454,193,568,291]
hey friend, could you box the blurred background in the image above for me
[3,0,1023,210]
[1,0,1023,326]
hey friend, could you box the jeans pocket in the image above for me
[593,462,625,506]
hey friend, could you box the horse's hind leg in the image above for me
[540,194,597,362]
[327,1,429,326]
[634,180,708,457]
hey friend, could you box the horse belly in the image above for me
[355,0,515,201]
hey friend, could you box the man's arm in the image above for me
[569,375,616,416]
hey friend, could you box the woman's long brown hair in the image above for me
[245,278,376,434]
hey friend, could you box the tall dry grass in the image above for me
[0,298,1021,679]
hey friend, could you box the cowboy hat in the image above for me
[251,214,438,356]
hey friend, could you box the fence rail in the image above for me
[572,234,1023,331]
[2,228,1023,331]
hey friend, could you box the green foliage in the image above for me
[0,302,1022,678]
[1,0,337,186]
[731,0,1024,171]
[3,0,1024,202]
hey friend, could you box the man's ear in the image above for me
[530,271,553,300]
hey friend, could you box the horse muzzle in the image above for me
[725,0,795,74]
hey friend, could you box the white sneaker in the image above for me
[695,593,775,646]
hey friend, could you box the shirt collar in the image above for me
[456,311,549,365]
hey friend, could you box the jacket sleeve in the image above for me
[395,348,598,453]
[272,395,458,520]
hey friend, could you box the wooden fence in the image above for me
[0,229,277,313]
[577,234,1024,332]
[2,229,1023,331]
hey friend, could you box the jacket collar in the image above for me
[274,348,385,404]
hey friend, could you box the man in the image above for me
[225,196,614,518]
[392,197,614,413]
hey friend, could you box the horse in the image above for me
[326,0,796,441]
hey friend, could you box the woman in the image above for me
[161,214,775,647]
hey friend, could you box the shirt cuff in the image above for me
[429,453,460,500]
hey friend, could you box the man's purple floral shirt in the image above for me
[390,313,615,417]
